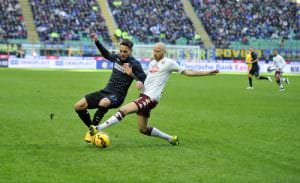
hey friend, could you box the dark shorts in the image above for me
[85,90,124,109]
[133,94,158,118]
[275,70,283,76]
[249,64,259,77]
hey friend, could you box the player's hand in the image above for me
[136,81,144,90]
[210,70,219,75]
[91,33,98,42]
[123,63,133,76]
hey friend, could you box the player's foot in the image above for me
[268,76,272,82]
[285,78,289,84]
[89,125,98,136]
[169,136,179,145]
[246,86,254,90]
[280,87,285,92]
[84,131,93,144]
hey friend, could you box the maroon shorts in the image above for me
[275,70,283,75]
[133,94,158,118]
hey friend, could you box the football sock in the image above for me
[92,106,108,125]
[76,110,91,127]
[248,77,252,87]
[96,110,125,131]
[280,78,286,82]
[150,127,172,141]
[276,79,281,86]
[258,76,268,80]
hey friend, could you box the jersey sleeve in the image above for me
[95,40,117,62]
[132,61,146,83]
[170,60,185,73]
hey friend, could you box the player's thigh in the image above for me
[74,98,88,110]
[98,97,112,108]
[120,102,139,115]
[85,90,106,109]
[101,94,125,109]
[137,115,148,131]
[275,71,282,79]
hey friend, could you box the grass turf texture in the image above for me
[0,68,299,182]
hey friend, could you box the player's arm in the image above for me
[182,69,219,76]
[123,63,146,90]
[91,33,115,62]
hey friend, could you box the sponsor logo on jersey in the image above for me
[114,63,125,73]
[149,65,159,73]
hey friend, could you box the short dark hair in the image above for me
[120,39,133,50]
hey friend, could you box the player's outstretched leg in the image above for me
[74,98,94,143]
[280,77,289,84]
[138,115,179,145]
[90,102,139,135]
[247,76,254,90]
[257,75,270,81]
[275,72,285,91]
[92,106,108,125]
[74,98,92,127]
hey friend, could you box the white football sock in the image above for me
[151,127,172,141]
[280,78,286,82]
[96,116,120,131]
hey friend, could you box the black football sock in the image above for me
[92,106,109,125]
[76,110,91,127]
[248,77,253,87]
[258,76,268,80]
[276,79,281,86]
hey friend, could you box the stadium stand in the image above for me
[0,0,27,41]
[190,0,299,48]
[29,0,111,44]
[108,0,201,45]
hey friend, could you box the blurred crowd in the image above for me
[29,0,111,44]
[108,0,201,45]
[0,0,27,40]
[191,0,299,48]
[1,0,298,48]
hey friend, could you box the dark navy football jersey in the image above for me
[95,40,146,97]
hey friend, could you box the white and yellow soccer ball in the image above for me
[93,132,111,148]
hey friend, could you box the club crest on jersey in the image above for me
[114,63,125,73]
[149,65,159,73]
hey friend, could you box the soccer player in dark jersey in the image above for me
[247,49,271,90]
[74,33,146,143]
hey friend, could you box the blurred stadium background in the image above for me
[0,0,299,72]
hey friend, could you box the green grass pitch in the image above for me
[0,68,299,182]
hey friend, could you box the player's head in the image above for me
[119,39,133,61]
[249,48,253,53]
[273,49,278,56]
[153,42,166,61]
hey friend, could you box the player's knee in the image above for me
[74,100,87,111]
[99,98,111,107]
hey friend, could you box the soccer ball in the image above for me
[93,132,111,148]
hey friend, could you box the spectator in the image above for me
[108,0,201,46]
[190,0,298,48]
[30,0,112,44]
[0,0,27,39]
